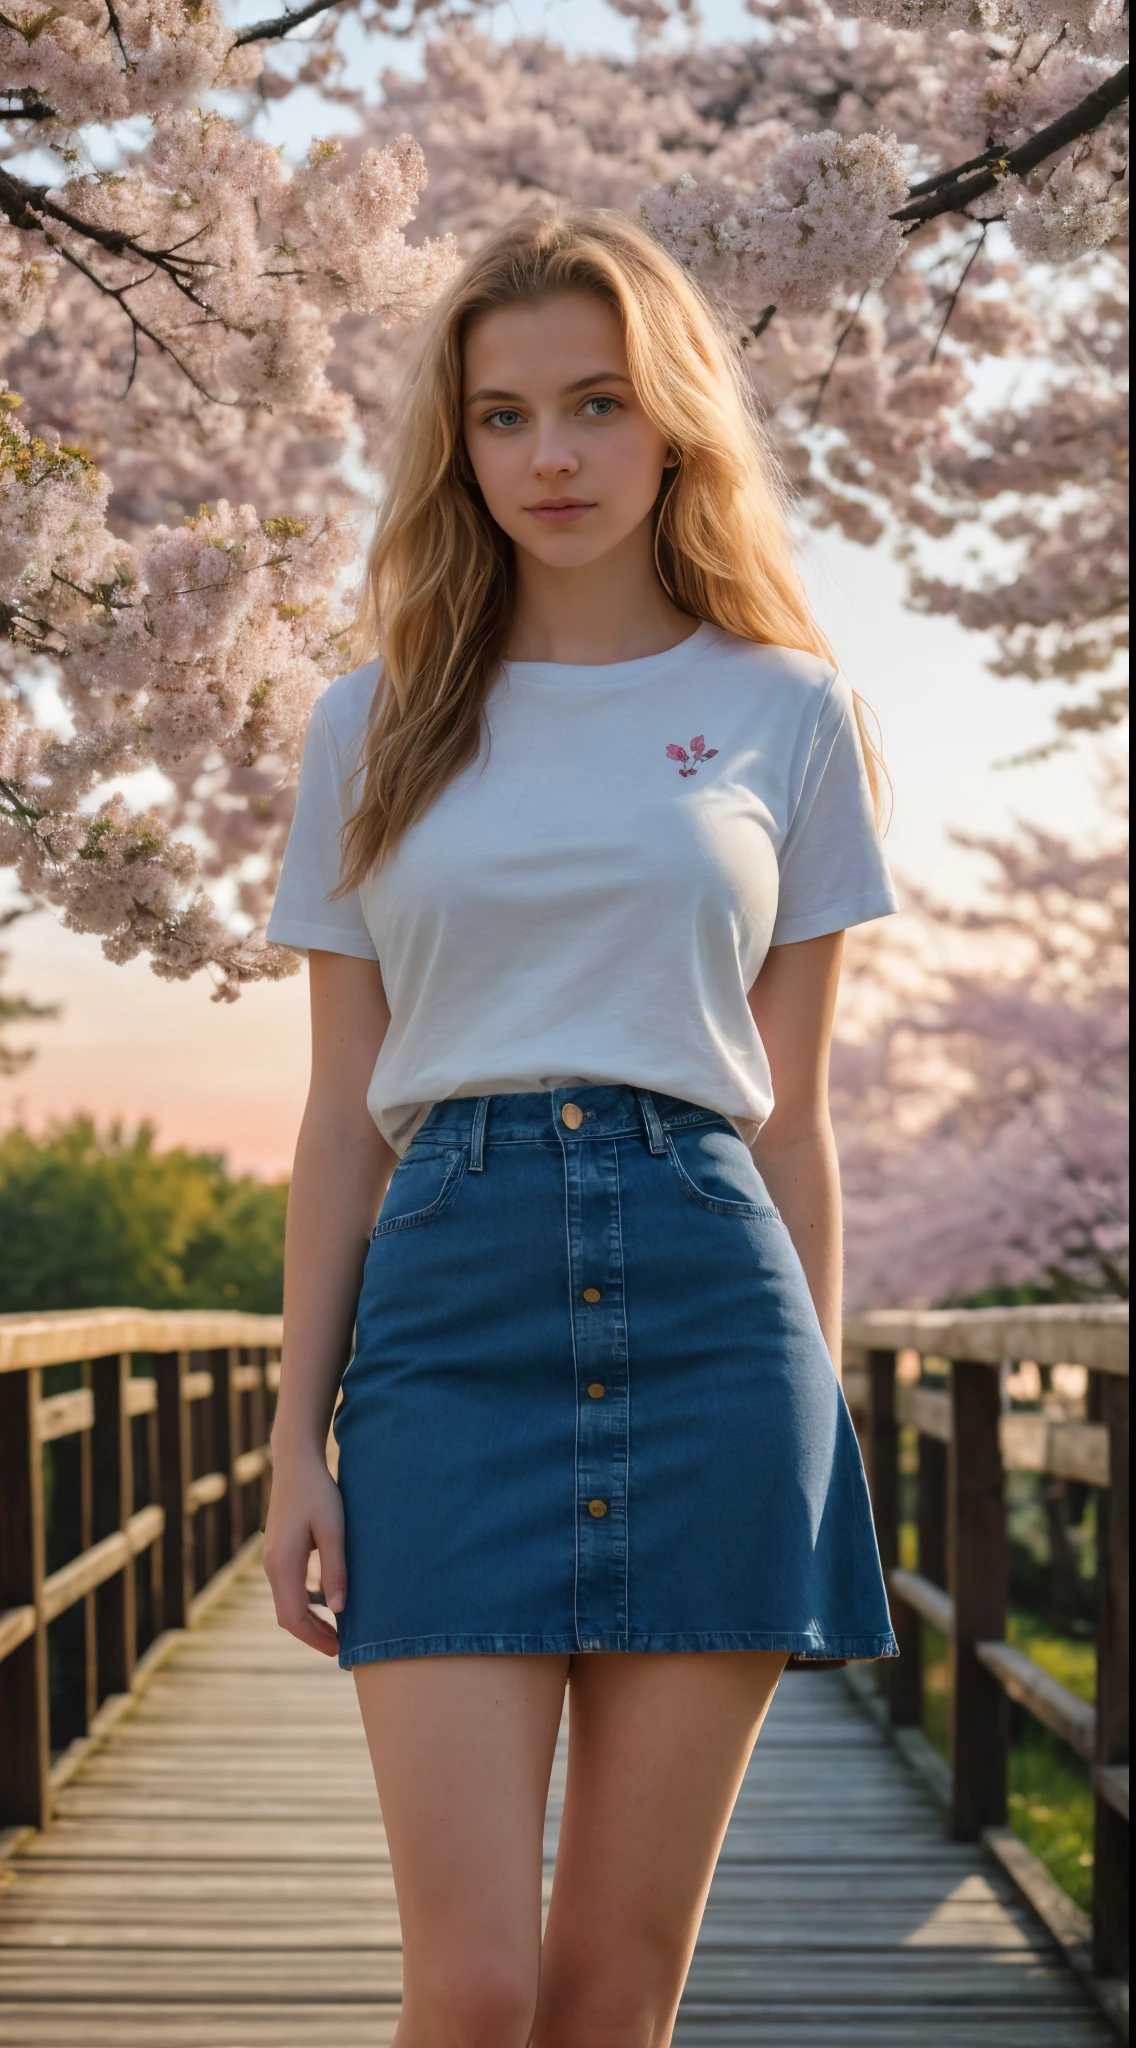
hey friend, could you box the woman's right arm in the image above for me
[262,950,396,1656]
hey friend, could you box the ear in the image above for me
[663,447,682,469]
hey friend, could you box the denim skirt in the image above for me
[335,1085,897,1668]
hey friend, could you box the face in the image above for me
[462,292,673,572]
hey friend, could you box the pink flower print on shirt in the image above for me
[666,735,719,778]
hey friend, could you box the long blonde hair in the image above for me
[340,206,883,886]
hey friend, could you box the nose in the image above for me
[531,413,579,483]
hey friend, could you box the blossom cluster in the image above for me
[20,122,456,419]
[640,134,909,317]
[0,1,251,127]
[1,388,356,994]
[836,792,1128,1305]
[832,0,1127,59]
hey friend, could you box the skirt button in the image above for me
[561,1103,584,1130]
[588,1499,608,1518]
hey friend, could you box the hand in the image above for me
[262,1451,347,1658]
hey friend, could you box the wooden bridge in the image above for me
[0,1304,1128,2044]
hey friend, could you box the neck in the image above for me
[504,518,694,665]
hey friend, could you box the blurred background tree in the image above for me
[0,1113,287,1312]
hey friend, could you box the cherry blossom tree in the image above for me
[834,773,1129,1306]
[0,0,1128,996]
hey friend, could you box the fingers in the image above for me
[264,1531,341,1659]
[287,1603,342,1659]
[315,1516,347,1618]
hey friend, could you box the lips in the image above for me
[526,499,594,523]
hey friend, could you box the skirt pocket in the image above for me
[372,1144,467,1237]
[664,1121,779,1219]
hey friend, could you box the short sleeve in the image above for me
[265,700,379,961]
[770,673,898,947]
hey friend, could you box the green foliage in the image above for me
[1007,1607,1096,1705]
[1009,1736,1095,1914]
[0,1115,287,1314]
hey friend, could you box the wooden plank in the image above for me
[949,1359,1009,1841]
[182,1370,214,1404]
[898,1386,951,1442]
[187,1471,228,1511]
[1093,1765,1128,1823]
[845,1306,1128,1376]
[975,1640,1095,1759]
[124,1377,157,1418]
[891,1393,1111,1489]
[42,1531,130,1625]
[890,1569,954,1638]
[0,1311,283,1375]
[127,1504,165,1555]
[34,1387,94,1441]
[0,1606,36,1665]
[231,1363,264,1395]
[999,1415,1111,1488]
[234,1445,270,1487]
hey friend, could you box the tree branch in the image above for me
[894,63,1129,227]
[810,285,871,425]
[929,225,987,364]
[233,0,347,46]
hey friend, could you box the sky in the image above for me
[0,0,1114,1175]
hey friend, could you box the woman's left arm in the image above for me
[747,931,846,1374]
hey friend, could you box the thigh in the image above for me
[354,1654,568,1992]
[535,1650,785,2041]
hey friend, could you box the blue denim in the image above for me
[335,1085,898,1668]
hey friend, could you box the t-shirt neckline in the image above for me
[502,618,715,687]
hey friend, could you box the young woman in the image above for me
[263,207,898,2048]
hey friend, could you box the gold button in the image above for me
[587,1383,605,1399]
[582,1287,601,1304]
[588,1499,608,1518]
[561,1102,584,1130]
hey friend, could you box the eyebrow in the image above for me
[464,370,633,405]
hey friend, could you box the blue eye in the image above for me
[584,395,619,416]
[486,408,523,428]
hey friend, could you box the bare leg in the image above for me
[353,1653,569,2048]
[534,1650,786,2048]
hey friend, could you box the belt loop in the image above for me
[636,1089,667,1157]
[468,1096,490,1172]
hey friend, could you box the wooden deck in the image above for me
[0,1558,1115,2046]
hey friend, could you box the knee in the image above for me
[408,1954,538,2048]
[534,1970,668,2048]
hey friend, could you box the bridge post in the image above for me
[156,1351,194,1630]
[866,1348,922,1725]
[948,1357,1008,1839]
[210,1346,237,1566]
[1093,1368,1129,1978]
[0,1368,50,1831]
[90,1352,136,1702]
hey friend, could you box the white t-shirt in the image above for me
[267,621,897,1153]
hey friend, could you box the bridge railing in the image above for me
[1,1299,1128,1981]
[842,1304,1129,1983]
[0,1308,282,1836]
